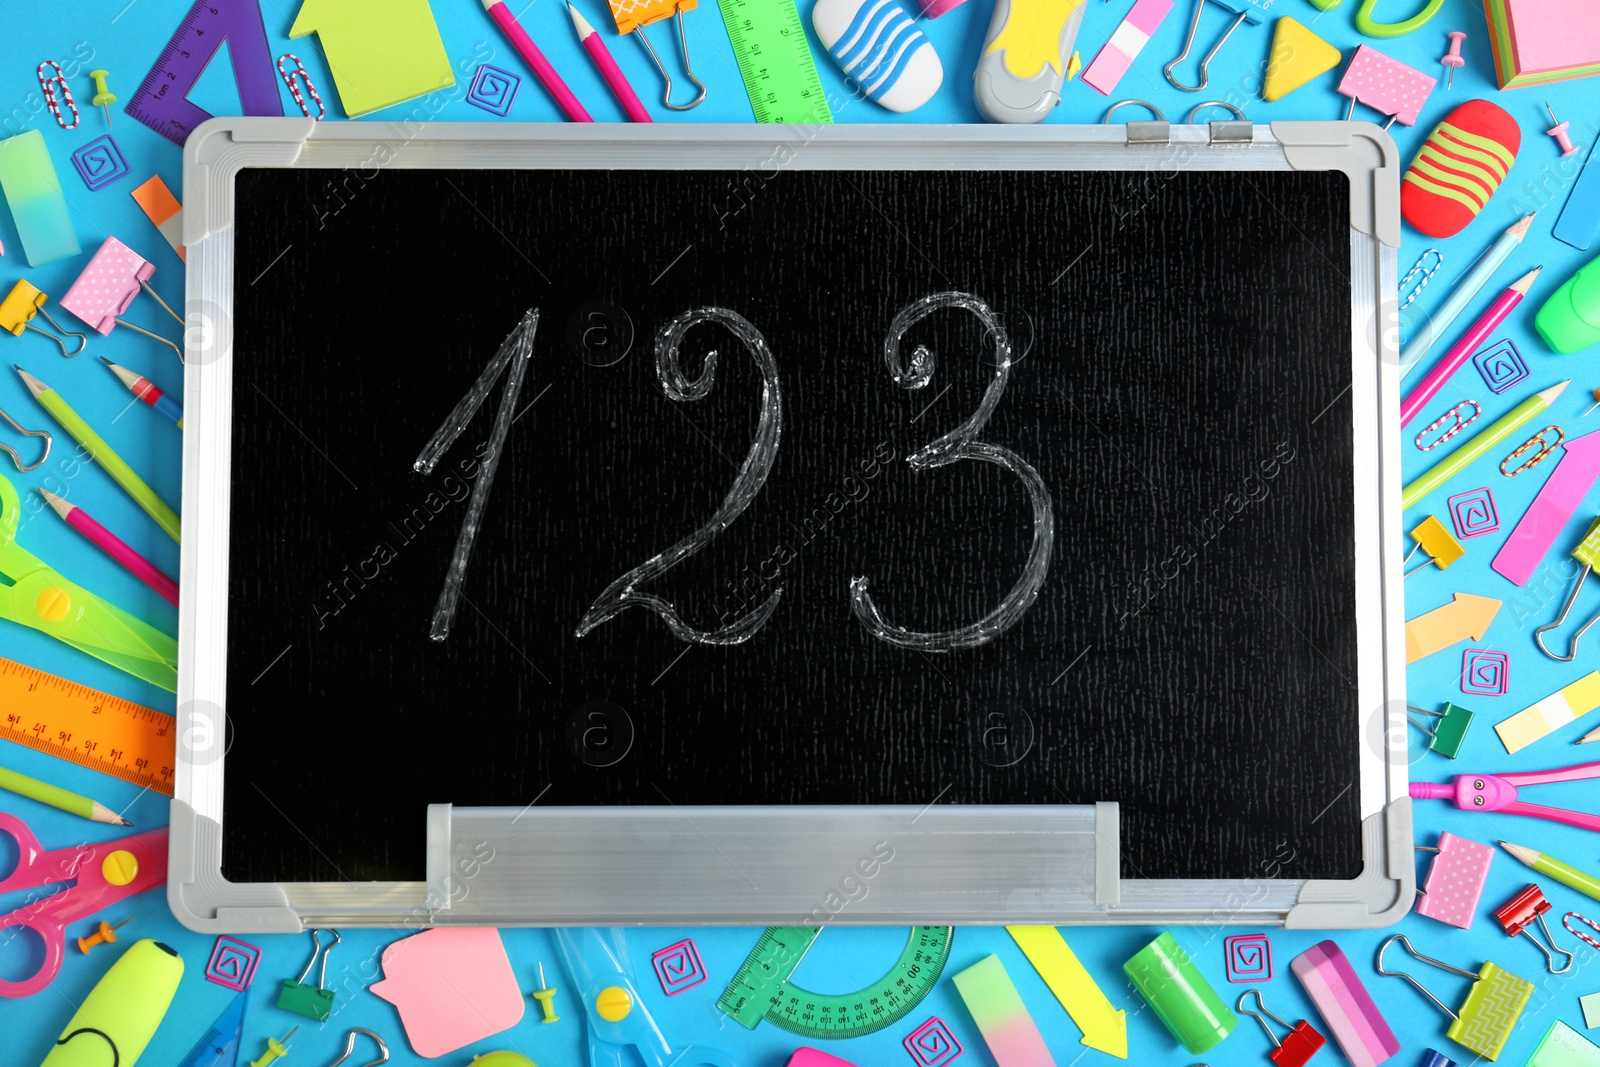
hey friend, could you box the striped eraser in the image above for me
[812,0,943,113]
[1402,100,1521,239]
[1081,0,1173,95]
[952,954,1056,1067]
[1291,941,1399,1067]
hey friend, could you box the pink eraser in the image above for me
[1416,832,1495,929]
[1291,941,1399,1067]
[917,0,968,16]
[787,1051,859,1067]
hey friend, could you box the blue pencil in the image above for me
[100,357,183,428]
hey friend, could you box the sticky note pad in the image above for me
[1527,1019,1600,1066]
[952,954,1056,1067]
[0,131,81,266]
[289,0,455,117]
[131,176,186,261]
[1485,0,1600,88]
[1582,991,1600,1029]
[370,927,524,1057]
[1495,670,1600,753]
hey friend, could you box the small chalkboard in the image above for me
[171,119,1410,932]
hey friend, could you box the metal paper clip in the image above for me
[277,53,326,120]
[1163,0,1259,91]
[1563,911,1600,951]
[1237,989,1325,1067]
[1400,249,1444,310]
[0,406,51,473]
[1534,517,1600,661]
[1375,934,1532,1062]
[634,9,706,111]
[1494,884,1574,973]
[1406,703,1474,759]
[321,1029,388,1067]
[0,281,87,358]
[278,928,341,1021]
[1416,400,1479,450]
[1186,101,1252,143]
[1404,515,1465,576]
[1501,426,1563,476]
[37,61,79,130]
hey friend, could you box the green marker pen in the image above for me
[39,939,183,1067]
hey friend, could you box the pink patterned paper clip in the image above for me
[58,237,183,361]
[1337,45,1436,127]
[1416,832,1494,929]
[1082,0,1175,95]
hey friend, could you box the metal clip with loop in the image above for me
[321,1029,388,1067]
[1163,0,1261,91]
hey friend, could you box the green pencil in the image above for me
[15,365,180,542]
[0,765,131,825]
[1500,840,1600,903]
[1402,380,1570,511]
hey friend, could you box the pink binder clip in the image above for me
[1338,45,1437,128]
[1416,832,1494,929]
[1493,884,1575,973]
[59,236,184,362]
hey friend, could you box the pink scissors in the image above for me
[0,812,167,997]
[1411,761,1600,832]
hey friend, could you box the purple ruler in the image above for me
[125,0,283,145]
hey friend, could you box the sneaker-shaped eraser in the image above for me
[813,0,943,113]
[1402,99,1520,238]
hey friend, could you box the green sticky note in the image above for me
[0,131,80,266]
[289,0,455,117]
[1583,992,1600,1030]
[1529,1021,1600,1066]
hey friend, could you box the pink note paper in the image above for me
[1500,0,1600,77]
[1493,430,1600,586]
[1082,0,1175,95]
[370,927,525,1057]
[1337,45,1436,126]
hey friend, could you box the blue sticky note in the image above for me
[1555,136,1600,251]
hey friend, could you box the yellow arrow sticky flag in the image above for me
[1404,592,1501,663]
[1006,925,1127,1059]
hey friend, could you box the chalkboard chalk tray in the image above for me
[170,118,1410,931]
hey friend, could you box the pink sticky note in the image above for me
[1082,0,1175,95]
[59,236,154,335]
[1497,0,1600,80]
[1493,430,1600,586]
[1337,45,1436,126]
[370,927,524,1057]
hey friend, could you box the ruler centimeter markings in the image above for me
[0,657,177,795]
[717,0,834,124]
[124,0,283,146]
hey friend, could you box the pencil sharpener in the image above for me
[277,979,336,1020]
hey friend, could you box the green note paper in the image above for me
[289,0,455,117]
[1529,1021,1600,1067]
[0,131,80,266]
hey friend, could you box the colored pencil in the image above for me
[482,0,594,122]
[39,489,179,607]
[1580,721,1600,744]
[568,4,653,122]
[0,765,130,825]
[100,357,182,429]
[1402,380,1569,511]
[1500,840,1600,902]
[15,365,180,543]
[1401,266,1541,426]
[1400,214,1534,380]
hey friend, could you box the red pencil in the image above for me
[39,489,179,607]
[567,4,652,122]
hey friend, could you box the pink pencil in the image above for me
[1401,266,1542,427]
[39,489,179,607]
[568,4,652,122]
[482,0,594,122]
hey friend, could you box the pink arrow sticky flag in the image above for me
[1493,430,1600,585]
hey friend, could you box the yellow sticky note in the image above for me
[289,0,456,118]
[1007,925,1127,1058]
[1496,671,1600,753]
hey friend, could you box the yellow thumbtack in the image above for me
[251,1025,299,1067]
[88,70,116,128]
[531,962,560,1023]
[76,918,132,954]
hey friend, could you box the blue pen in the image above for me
[1399,214,1533,380]
[101,356,183,428]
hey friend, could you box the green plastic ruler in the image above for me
[717,0,833,124]
[717,925,953,1037]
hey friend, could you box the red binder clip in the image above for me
[1237,989,1325,1067]
[1493,884,1575,973]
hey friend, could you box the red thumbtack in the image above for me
[1440,31,1467,88]
[1546,103,1580,157]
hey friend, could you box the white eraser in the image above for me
[812,0,943,113]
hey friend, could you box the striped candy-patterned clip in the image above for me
[1403,100,1521,239]
[813,0,943,113]
[1291,941,1399,1067]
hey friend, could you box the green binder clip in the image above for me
[277,928,340,1021]
[1406,702,1475,758]
[1305,0,1445,38]
[1377,934,1532,1061]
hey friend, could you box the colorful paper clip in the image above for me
[1406,703,1475,759]
[1237,989,1324,1067]
[1493,885,1575,973]
[1399,248,1443,310]
[1290,941,1398,1067]
[606,0,706,110]
[277,928,340,1021]
[277,53,326,120]
[1564,911,1600,950]
[1501,426,1563,476]
[1376,935,1531,1061]
[1415,400,1479,451]
[1416,832,1494,928]
[1412,760,1600,832]
[0,280,87,357]
[1405,515,1465,575]
[58,237,184,362]
[37,61,79,129]
[1338,45,1436,128]
[1162,0,1260,92]
[1534,517,1600,661]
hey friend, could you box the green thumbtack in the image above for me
[89,69,116,128]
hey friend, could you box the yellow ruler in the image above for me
[0,657,176,795]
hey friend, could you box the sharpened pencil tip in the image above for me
[99,355,113,367]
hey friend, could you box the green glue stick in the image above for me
[39,939,183,1067]
[1123,930,1236,1054]
[1536,253,1600,354]
[0,131,81,267]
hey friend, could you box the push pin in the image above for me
[77,918,132,954]
[1439,31,1466,89]
[1585,388,1600,417]
[531,962,560,1023]
[1236,989,1325,1066]
[251,1026,299,1067]
[1545,103,1580,157]
[88,70,116,128]
[1493,884,1575,973]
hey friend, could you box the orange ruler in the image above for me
[0,657,176,795]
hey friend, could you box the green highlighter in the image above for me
[0,471,177,690]
[39,939,183,1067]
[1536,253,1600,353]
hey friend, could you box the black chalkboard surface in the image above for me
[224,164,1357,886]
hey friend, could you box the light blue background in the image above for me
[4,0,1600,1065]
